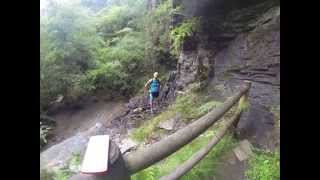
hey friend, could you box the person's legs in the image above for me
[149,92,154,113]
[153,92,160,111]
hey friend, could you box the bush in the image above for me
[144,0,174,65]
[170,18,200,56]
[40,0,174,112]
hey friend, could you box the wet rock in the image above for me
[133,107,144,113]
[209,6,279,149]
[69,163,81,173]
[160,71,178,104]
[237,103,275,148]
[119,138,138,154]
[55,95,64,103]
[233,139,253,162]
[127,95,149,110]
[176,48,215,90]
[158,118,177,131]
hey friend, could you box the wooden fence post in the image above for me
[233,81,251,129]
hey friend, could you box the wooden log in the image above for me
[123,81,251,175]
[159,110,242,180]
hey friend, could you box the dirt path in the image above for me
[213,150,246,180]
[46,100,127,148]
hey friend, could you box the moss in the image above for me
[270,105,280,128]
[237,94,250,113]
[131,89,223,142]
[131,110,176,142]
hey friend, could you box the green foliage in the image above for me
[40,122,52,149]
[144,0,174,65]
[194,100,223,118]
[245,149,280,180]
[238,95,250,112]
[131,110,176,142]
[40,0,148,112]
[132,132,236,180]
[54,168,74,180]
[40,152,83,180]
[40,169,55,180]
[173,93,222,120]
[96,5,132,35]
[131,91,223,142]
[170,18,200,56]
[69,152,83,167]
[40,2,103,108]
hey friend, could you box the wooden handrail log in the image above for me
[124,81,251,175]
[159,110,242,180]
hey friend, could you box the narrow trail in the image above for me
[40,95,163,169]
[45,100,127,149]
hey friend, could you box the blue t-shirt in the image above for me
[149,79,160,93]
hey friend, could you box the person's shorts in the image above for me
[150,91,159,100]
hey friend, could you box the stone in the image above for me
[119,138,137,154]
[133,107,144,113]
[233,139,253,162]
[69,164,81,173]
[158,118,177,131]
[239,139,253,156]
[55,95,64,103]
[176,91,186,95]
[233,146,248,162]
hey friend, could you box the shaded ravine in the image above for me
[40,93,166,170]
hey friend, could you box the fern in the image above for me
[170,18,200,57]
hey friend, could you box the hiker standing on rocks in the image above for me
[144,72,161,113]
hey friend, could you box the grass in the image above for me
[193,100,223,119]
[131,109,177,142]
[245,148,280,180]
[131,90,223,142]
[40,152,83,180]
[130,84,242,180]
[131,130,237,180]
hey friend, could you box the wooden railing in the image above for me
[70,81,251,180]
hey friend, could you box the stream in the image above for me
[44,100,127,150]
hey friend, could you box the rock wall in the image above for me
[214,6,280,149]
[174,0,280,149]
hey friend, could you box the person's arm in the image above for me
[144,79,152,93]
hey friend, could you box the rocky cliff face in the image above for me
[174,0,280,149]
